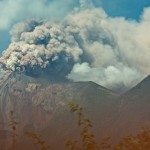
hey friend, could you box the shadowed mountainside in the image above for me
[1,72,150,149]
[115,75,150,141]
[0,72,119,150]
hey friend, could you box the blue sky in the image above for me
[100,0,150,19]
[0,0,150,53]
[0,30,10,55]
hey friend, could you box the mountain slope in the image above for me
[0,72,119,150]
[116,75,150,140]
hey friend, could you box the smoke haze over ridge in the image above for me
[0,0,150,92]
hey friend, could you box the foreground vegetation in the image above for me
[7,101,150,150]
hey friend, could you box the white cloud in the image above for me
[68,63,144,92]
[0,0,77,29]
[66,7,150,91]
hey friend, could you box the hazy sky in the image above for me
[0,0,150,52]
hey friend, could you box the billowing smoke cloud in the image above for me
[0,20,83,77]
[67,7,150,91]
[0,1,150,91]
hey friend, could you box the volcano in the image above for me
[1,72,150,150]
[0,72,119,150]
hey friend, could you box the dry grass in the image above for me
[66,100,110,150]
[6,101,150,150]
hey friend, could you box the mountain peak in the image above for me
[122,75,150,99]
[133,75,150,89]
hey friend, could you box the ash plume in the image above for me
[0,1,150,91]
[0,20,83,77]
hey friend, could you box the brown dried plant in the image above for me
[66,100,110,150]
[25,131,50,150]
[114,127,150,150]
[7,103,150,150]
[8,110,18,150]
